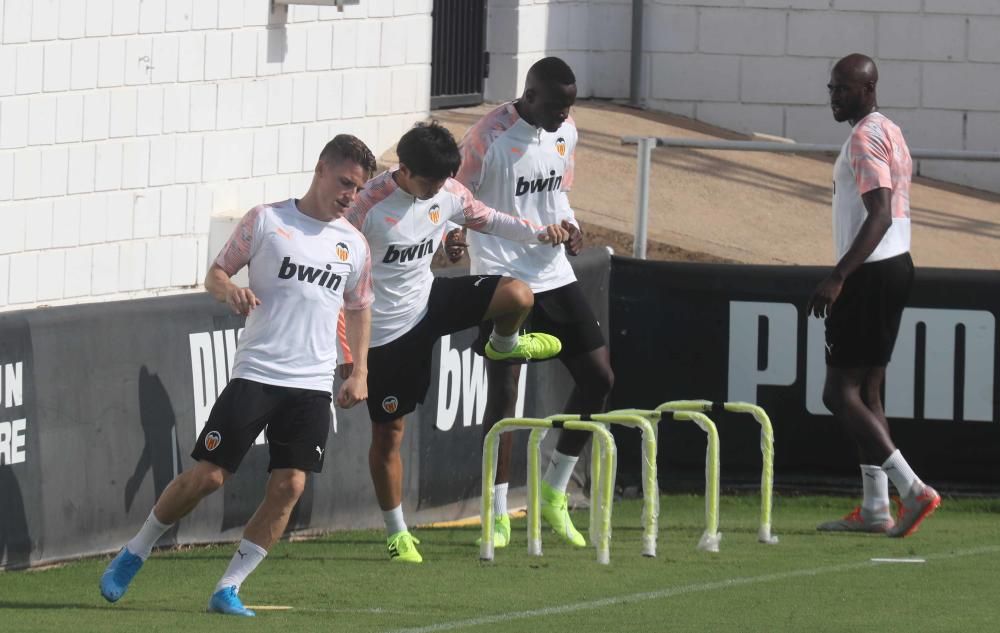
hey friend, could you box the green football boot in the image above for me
[387,530,423,563]
[485,333,562,361]
[540,481,586,547]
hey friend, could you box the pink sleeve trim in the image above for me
[214,205,266,276]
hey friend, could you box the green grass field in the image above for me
[3,494,999,633]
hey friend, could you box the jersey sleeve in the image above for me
[849,122,894,195]
[443,179,543,243]
[336,309,353,364]
[344,171,395,232]
[561,117,578,192]
[456,122,491,193]
[213,205,265,276]
[344,236,374,311]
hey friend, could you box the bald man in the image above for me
[451,57,614,550]
[808,54,940,538]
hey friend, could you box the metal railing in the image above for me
[622,136,1000,259]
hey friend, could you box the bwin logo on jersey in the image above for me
[428,204,441,224]
[383,238,435,264]
[336,242,350,261]
[556,137,566,157]
[278,256,343,290]
[515,171,562,197]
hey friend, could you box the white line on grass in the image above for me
[383,545,1000,633]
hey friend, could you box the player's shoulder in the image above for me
[469,103,520,146]
[246,199,289,226]
[441,177,469,197]
[334,217,370,253]
[348,170,398,220]
[852,112,893,141]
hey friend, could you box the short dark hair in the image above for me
[319,134,377,178]
[396,121,461,180]
[527,56,576,86]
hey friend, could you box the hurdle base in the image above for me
[641,535,656,558]
[758,524,779,545]
[480,543,494,561]
[597,548,610,565]
[528,539,542,557]
[697,531,721,553]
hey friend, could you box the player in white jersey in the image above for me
[810,54,939,538]
[100,135,377,615]
[342,122,568,563]
[452,57,614,549]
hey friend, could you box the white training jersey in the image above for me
[456,102,579,293]
[344,169,545,347]
[833,111,912,263]
[214,199,373,393]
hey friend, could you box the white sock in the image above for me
[126,509,173,560]
[215,539,267,593]
[860,465,890,514]
[882,449,921,498]
[493,482,509,517]
[383,505,407,536]
[543,450,579,492]
[489,329,518,353]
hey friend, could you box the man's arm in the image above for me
[807,187,892,318]
[444,179,569,246]
[205,263,260,316]
[336,306,371,408]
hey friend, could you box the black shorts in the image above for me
[367,274,502,423]
[473,281,605,363]
[192,378,332,473]
[825,252,914,368]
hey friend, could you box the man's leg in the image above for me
[482,279,561,360]
[540,346,615,547]
[818,366,908,533]
[207,468,308,617]
[861,368,942,537]
[101,461,230,602]
[480,362,522,548]
[369,418,422,562]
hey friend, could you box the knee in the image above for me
[503,279,534,312]
[860,384,881,409]
[822,384,842,414]
[583,363,615,399]
[371,422,404,454]
[190,464,227,496]
[272,472,306,504]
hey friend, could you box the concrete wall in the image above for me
[0,0,432,312]
[486,0,1000,193]
[486,0,632,101]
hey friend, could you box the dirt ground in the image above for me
[385,100,1000,270]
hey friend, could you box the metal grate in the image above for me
[430,0,489,109]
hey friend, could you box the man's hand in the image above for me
[562,219,583,255]
[225,286,261,316]
[444,228,468,263]
[336,369,367,408]
[807,273,844,319]
[537,223,570,246]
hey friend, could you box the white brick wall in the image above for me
[0,2,431,312]
[486,0,1000,193]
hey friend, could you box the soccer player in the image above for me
[99,135,377,615]
[342,121,568,563]
[452,57,614,549]
[811,54,940,537]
